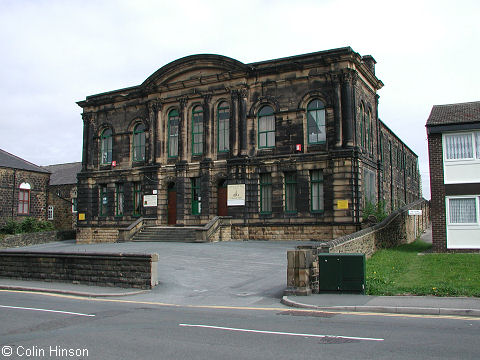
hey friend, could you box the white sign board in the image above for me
[143,195,158,207]
[408,209,422,216]
[227,184,245,206]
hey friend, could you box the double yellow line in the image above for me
[1,289,479,322]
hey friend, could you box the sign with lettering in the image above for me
[227,184,245,206]
[143,195,158,207]
[408,209,422,216]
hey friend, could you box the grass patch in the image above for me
[366,240,480,297]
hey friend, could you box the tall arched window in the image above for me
[258,105,275,148]
[101,128,113,165]
[367,109,373,153]
[217,101,230,152]
[365,107,370,151]
[359,103,365,148]
[133,123,146,162]
[192,105,204,155]
[168,109,179,158]
[307,99,326,144]
[18,182,31,215]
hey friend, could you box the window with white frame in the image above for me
[444,132,480,160]
[448,197,478,224]
[18,182,31,215]
[48,205,54,220]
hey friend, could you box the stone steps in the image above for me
[131,226,202,243]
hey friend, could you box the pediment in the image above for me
[141,54,248,89]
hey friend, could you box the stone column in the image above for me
[148,100,161,164]
[231,90,239,156]
[238,88,248,156]
[333,75,343,148]
[203,94,213,159]
[179,97,188,161]
[341,70,356,147]
[81,113,90,171]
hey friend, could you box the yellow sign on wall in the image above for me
[337,200,349,210]
[78,213,86,221]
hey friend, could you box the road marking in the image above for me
[1,290,479,321]
[179,323,384,342]
[0,304,95,317]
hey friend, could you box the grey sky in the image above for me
[1,0,479,199]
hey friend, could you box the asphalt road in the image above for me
[1,291,479,360]
[8,240,316,306]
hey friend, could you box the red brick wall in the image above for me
[427,133,447,252]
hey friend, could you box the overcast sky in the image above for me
[1,0,479,199]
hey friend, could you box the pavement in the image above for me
[1,226,480,317]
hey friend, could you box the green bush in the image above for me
[363,200,389,222]
[1,218,54,234]
[1,219,21,234]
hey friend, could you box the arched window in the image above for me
[133,123,146,162]
[217,101,230,152]
[365,107,370,151]
[367,109,373,153]
[192,105,204,155]
[307,100,326,144]
[258,105,275,148]
[18,182,31,215]
[48,205,54,220]
[360,103,365,148]
[101,128,113,164]
[168,109,179,157]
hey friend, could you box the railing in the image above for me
[117,217,156,242]
[199,216,232,242]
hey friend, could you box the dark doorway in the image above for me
[217,180,228,216]
[167,183,176,225]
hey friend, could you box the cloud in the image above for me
[1,0,479,198]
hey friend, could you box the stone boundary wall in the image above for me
[320,199,430,257]
[286,199,430,295]
[231,224,356,241]
[76,227,119,244]
[0,251,158,289]
[0,230,76,249]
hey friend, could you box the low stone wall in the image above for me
[0,251,158,289]
[76,227,119,244]
[322,199,430,256]
[0,230,76,249]
[231,224,356,241]
[286,199,430,295]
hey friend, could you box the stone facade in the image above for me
[76,47,421,242]
[0,151,80,231]
[43,162,81,231]
[0,167,50,227]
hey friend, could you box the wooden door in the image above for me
[217,185,228,216]
[167,189,176,225]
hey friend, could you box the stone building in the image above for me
[0,149,50,227]
[426,101,480,252]
[76,47,421,243]
[43,162,82,230]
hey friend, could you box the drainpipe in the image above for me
[403,148,407,205]
[11,169,16,218]
[353,150,360,228]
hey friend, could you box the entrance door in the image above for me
[167,185,176,225]
[217,182,227,216]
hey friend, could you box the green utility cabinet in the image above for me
[318,253,365,294]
